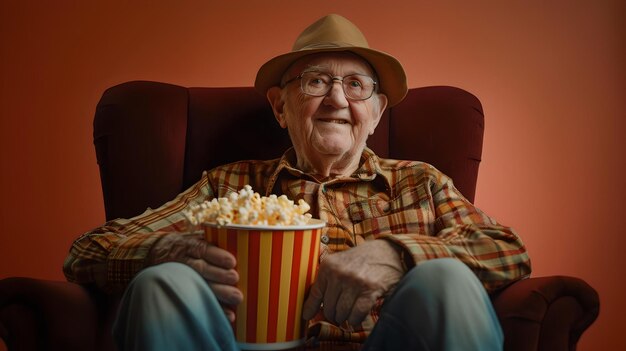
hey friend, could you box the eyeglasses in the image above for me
[283,71,377,101]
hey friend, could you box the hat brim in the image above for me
[255,46,407,107]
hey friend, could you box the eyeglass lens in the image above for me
[300,72,375,100]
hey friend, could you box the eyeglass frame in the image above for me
[281,71,378,101]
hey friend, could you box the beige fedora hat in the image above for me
[255,14,408,106]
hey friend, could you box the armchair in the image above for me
[0,81,599,350]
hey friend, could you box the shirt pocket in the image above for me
[347,196,391,222]
[349,187,435,238]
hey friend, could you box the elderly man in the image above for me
[64,14,530,351]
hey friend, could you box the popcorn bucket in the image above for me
[203,219,325,350]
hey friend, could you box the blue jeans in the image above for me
[113,259,503,350]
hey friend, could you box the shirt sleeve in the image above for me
[63,172,215,293]
[383,169,532,293]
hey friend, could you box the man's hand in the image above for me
[302,240,405,327]
[146,233,243,322]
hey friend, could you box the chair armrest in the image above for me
[0,277,118,351]
[492,276,600,351]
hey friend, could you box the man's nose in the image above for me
[324,80,349,108]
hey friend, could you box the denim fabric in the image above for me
[114,259,502,351]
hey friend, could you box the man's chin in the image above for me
[314,144,352,158]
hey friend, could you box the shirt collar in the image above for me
[267,147,391,190]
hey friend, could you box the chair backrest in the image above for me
[94,81,484,221]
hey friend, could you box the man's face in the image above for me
[270,52,388,174]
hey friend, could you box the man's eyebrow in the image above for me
[302,65,327,73]
[301,64,373,78]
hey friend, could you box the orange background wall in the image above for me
[1,1,624,350]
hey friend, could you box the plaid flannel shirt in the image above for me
[64,147,531,349]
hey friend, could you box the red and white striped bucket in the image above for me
[204,219,324,350]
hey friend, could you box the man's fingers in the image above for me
[347,294,377,326]
[186,258,239,285]
[321,282,341,323]
[333,287,358,325]
[186,240,237,269]
[302,264,329,320]
[222,306,236,323]
[203,244,237,269]
[209,282,243,306]
[302,281,325,320]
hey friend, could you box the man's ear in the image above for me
[369,93,389,135]
[267,87,287,129]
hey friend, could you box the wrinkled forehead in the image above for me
[283,51,376,80]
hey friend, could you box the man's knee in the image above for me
[131,262,199,287]
[115,264,237,350]
[390,258,486,308]
[116,262,222,330]
[125,262,213,304]
[370,259,502,350]
[405,258,479,289]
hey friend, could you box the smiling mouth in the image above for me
[318,118,349,124]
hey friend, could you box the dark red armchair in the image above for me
[0,81,599,350]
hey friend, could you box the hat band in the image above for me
[297,41,368,51]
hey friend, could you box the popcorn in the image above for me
[183,185,312,226]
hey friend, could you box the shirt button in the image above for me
[321,235,330,244]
